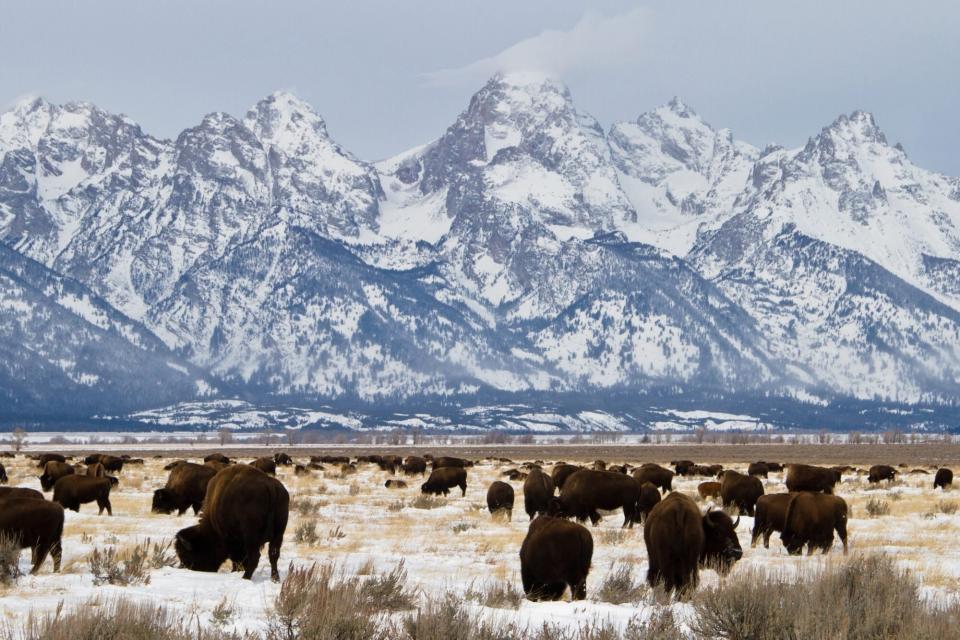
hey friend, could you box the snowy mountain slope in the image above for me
[0,243,211,417]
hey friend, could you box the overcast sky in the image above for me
[2,1,958,173]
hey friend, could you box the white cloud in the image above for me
[424,8,651,86]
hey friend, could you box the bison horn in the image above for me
[733,516,740,529]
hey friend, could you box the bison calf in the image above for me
[519,516,593,601]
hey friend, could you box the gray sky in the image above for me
[2,1,958,173]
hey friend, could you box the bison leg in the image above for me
[98,496,112,516]
[588,510,601,526]
[241,547,261,580]
[763,530,772,549]
[268,537,282,583]
[459,482,466,497]
[31,543,50,574]
[51,539,62,572]
[837,523,849,555]
[571,577,587,601]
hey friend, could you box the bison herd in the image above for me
[0,449,955,603]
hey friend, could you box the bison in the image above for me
[431,456,469,471]
[553,469,641,528]
[0,462,6,484]
[781,492,848,555]
[697,481,722,500]
[384,479,407,489]
[550,464,582,490]
[523,468,555,520]
[0,497,64,573]
[632,464,674,493]
[519,516,593,601]
[52,475,112,515]
[153,462,218,515]
[36,454,66,468]
[274,453,293,466]
[934,468,953,490]
[402,456,427,475]
[486,481,515,520]
[39,460,75,492]
[644,492,742,596]
[672,460,695,476]
[250,457,277,476]
[867,465,898,483]
[86,462,119,486]
[637,482,662,521]
[751,493,795,548]
[204,453,231,465]
[175,465,289,581]
[747,462,769,478]
[0,486,44,501]
[785,464,841,494]
[421,467,467,496]
[720,470,764,516]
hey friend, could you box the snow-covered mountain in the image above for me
[1,73,959,425]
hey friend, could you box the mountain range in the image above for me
[2,72,959,429]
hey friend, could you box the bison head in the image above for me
[39,474,54,492]
[175,523,227,572]
[701,509,742,575]
[151,488,178,514]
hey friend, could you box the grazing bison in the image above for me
[720,470,764,516]
[672,460,696,476]
[204,453,231,465]
[402,456,427,475]
[765,462,783,472]
[550,464,582,490]
[751,493,795,548]
[379,455,403,474]
[384,479,408,489]
[697,481,722,500]
[644,493,742,596]
[273,453,293,466]
[486,481,515,520]
[250,457,277,476]
[52,475,112,515]
[175,465,289,581]
[785,464,841,494]
[747,462,769,478]
[431,456,468,470]
[153,462,218,515]
[934,468,954,490]
[0,462,6,484]
[36,454,66,468]
[553,469,641,528]
[39,461,75,492]
[0,486,44,501]
[781,492,848,555]
[294,465,309,476]
[421,467,467,496]
[868,465,898,483]
[98,455,124,473]
[519,516,593,601]
[505,469,528,481]
[632,464,674,493]
[637,482,662,521]
[0,498,64,573]
[523,468,555,520]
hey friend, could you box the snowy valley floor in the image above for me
[0,448,959,638]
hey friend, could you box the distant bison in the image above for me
[0,497,64,573]
[550,464,582,490]
[632,464,674,493]
[553,469,641,528]
[486,481,515,520]
[384,479,407,489]
[751,493,795,549]
[204,453,231,465]
[421,467,467,496]
[644,493,742,596]
[250,457,277,476]
[672,460,695,476]
[720,470,764,516]
[785,464,841,494]
[153,462,218,515]
[402,456,427,475]
[934,468,953,490]
[867,465,898,483]
[52,475,112,515]
[519,516,593,601]
[697,481,722,500]
[431,456,469,470]
[523,468,555,520]
[781,492,848,555]
[36,454,66,468]
[637,482,661,521]
[747,462,769,478]
[175,465,289,581]
[273,453,293,466]
[39,461,75,492]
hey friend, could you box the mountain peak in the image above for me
[822,109,887,145]
[666,96,697,118]
[245,91,329,150]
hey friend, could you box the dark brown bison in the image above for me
[672,460,695,476]
[747,462,769,478]
[751,493,795,548]
[644,493,742,596]
[0,497,64,573]
[421,467,467,496]
[39,461,75,492]
[505,469,528,481]
[402,456,427,475]
[250,457,277,476]
[86,462,119,486]
[36,453,66,468]
[486,481,515,520]
[0,462,6,484]
[273,453,293,466]
[553,469,641,528]
[431,456,469,470]
[550,464,582,490]
[523,468,555,520]
[204,453,231,465]
[632,464,674,493]
[52,475,112,515]
[697,481,722,500]
[378,455,403,474]
[175,465,289,581]
[153,462,218,515]
[690,465,716,477]
[934,468,953,490]
[867,465,898,483]
[765,462,783,472]
[98,455,124,472]
[0,486,44,501]
[312,455,349,464]
[720,470,764,516]
[607,464,629,475]
[781,492,848,555]
[519,516,593,601]
[637,482,661,521]
[785,464,841,494]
